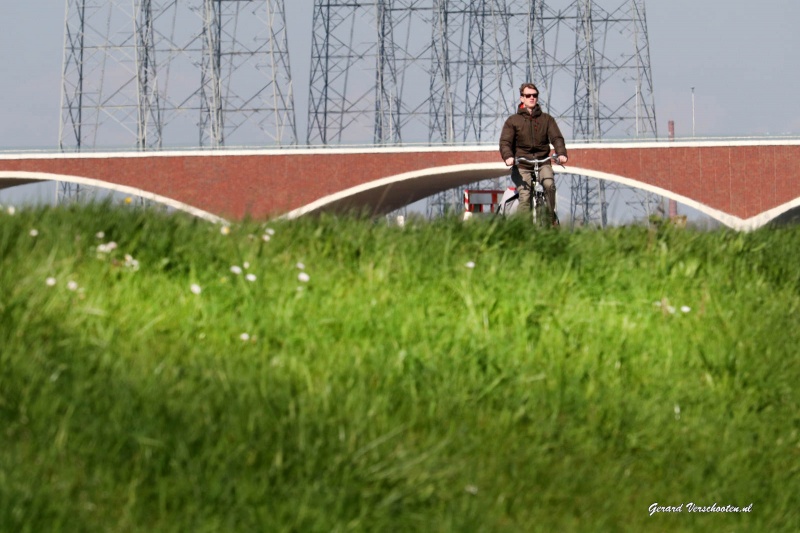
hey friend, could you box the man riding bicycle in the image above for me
[499,83,568,226]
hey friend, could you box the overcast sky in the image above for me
[1,0,799,204]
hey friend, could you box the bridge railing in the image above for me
[3,135,799,155]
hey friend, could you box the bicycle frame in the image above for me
[514,155,560,226]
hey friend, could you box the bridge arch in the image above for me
[554,167,800,231]
[0,171,226,224]
[283,163,510,219]
[284,162,794,231]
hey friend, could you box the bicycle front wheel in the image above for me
[533,195,551,228]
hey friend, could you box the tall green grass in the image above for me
[1,203,798,532]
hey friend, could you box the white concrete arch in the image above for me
[283,162,514,219]
[284,162,797,231]
[559,166,799,231]
[0,171,227,224]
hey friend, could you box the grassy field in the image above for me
[1,202,798,532]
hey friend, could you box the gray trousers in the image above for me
[511,164,556,220]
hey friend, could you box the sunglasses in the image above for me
[522,93,539,98]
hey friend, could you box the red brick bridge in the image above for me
[1,140,798,230]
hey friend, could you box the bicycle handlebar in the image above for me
[515,154,559,165]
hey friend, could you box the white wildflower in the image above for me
[45,277,57,287]
[190,283,202,295]
[67,280,79,291]
[243,261,250,269]
[464,485,479,495]
[97,241,118,254]
[245,273,257,282]
[298,272,310,283]
[230,265,243,275]
[240,333,250,341]
[124,254,140,271]
[95,231,105,239]
[7,206,15,215]
[261,233,271,242]
[296,262,305,270]
[220,225,231,235]
[680,305,691,313]
[265,227,275,236]
[654,299,676,314]
[29,229,39,237]
[465,261,475,269]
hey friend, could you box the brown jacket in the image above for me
[499,104,567,168]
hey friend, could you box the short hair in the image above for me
[519,83,539,95]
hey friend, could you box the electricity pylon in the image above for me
[59,0,296,200]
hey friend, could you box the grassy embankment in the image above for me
[1,203,798,532]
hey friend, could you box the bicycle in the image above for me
[513,154,563,227]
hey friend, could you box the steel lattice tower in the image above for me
[59,0,296,201]
[426,0,518,216]
[308,0,516,147]
[513,0,659,227]
[307,1,658,221]
[438,0,660,221]
[307,0,431,146]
